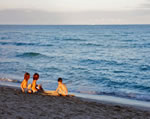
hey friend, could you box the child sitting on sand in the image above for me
[43,77,73,96]
[56,77,68,96]
[21,72,30,93]
[28,73,44,93]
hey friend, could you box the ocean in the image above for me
[0,25,150,102]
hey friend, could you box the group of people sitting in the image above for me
[21,72,68,96]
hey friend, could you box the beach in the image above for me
[0,25,150,119]
[1,25,150,102]
[0,86,150,119]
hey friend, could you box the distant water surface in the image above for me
[0,25,150,101]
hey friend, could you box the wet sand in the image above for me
[0,86,150,119]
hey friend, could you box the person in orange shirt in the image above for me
[28,73,44,93]
[21,72,30,93]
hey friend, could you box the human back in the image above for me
[28,73,44,93]
[21,72,30,92]
[56,78,68,96]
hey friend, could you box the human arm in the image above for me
[20,81,25,92]
[56,85,60,92]
[57,84,68,96]
[63,84,68,95]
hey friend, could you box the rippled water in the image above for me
[0,25,150,101]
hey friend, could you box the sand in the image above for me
[0,86,150,119]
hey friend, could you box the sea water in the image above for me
[0,25,150,102]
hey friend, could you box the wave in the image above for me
[15,42,36,46]
[0,78,21,83]
[80,59,126,66]
[62,38,85,42]
[77,90,150,102]
[0,41,53,47]
[16,52,48,58]
[0,42,35,46]
[80,59,101,65]
[121,39,135,42]
[140,65,150,71]
[113,70,129,74]
[42,44,53,47]
[129,43,150,48]
[100,92,150,102]
[103,35,112,37]
[123,32,134,35]
[43,67,62,73]
[0,36,9,40]
[80,43,103,47]
[15,42,53,47]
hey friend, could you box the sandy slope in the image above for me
[0,86,150,119]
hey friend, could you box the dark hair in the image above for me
[58,77,62,82]
[25,72,30,76]
[34,73,39,77]
[33,73,39,80]
[24,72,30,80]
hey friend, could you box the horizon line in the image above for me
[0,24,150,26]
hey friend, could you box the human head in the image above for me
[33,73,39,80]
[24,72,30,80]
[58,77,63,83]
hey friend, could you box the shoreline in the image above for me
[73,92,150,110]
[1,82,150,109]
[0,85,150,118]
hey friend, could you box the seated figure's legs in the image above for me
[27,84,32,93]
[37,84,44,92]
[57,89,67,96]
[44,90,59,96]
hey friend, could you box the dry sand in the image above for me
[0,86,150,119]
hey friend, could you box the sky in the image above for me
[0,0,150,24]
